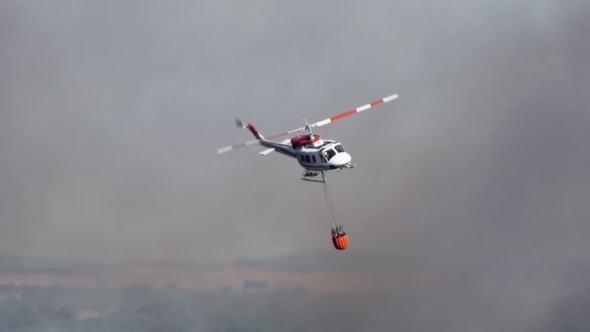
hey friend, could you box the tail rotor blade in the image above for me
[235,118,247,129]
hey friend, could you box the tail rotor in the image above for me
[235,118,247,129]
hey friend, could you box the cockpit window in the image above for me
[334,145,345,153]
[324,149,336,161]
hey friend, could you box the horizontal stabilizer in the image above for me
[259,139,291,156]
[259,148,275,155]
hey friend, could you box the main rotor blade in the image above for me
[217,138,260,154]
[217,127,304,154]
[310,93,398,128]
[217,93,398,154]
[264,127,307,140]
[264,93,398,138]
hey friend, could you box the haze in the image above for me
[1,0,589,330]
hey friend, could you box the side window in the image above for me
[305,155,310,163]
[320,154,326,163]
[312,155,316,163]
[335,145,345,153]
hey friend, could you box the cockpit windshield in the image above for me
[322,144,346,162]
[324,149,336,161]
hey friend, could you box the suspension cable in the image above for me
[322,172,340,230]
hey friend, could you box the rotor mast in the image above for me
[304,118,314,139]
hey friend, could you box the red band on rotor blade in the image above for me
[233,143,246,148]
[370,99,384,107]
[331,109,357,122]
[267,132,288,139]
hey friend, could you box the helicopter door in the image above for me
[310,154,316,165]
[312,152,323,165]
[308,153,318,166]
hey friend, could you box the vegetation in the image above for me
[0,282,370,332]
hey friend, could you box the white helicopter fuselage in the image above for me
[217,93,398,179]
[258,134,354,171]
[295,144,352,170]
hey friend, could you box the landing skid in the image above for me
[336,163,356,173]
[301,169,326,183]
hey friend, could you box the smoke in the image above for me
[2,0,590,330]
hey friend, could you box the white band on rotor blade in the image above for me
[313,93,398,127]
[383,94,398,102]
[357,104,371,112]
[218,147,232,153]
[217,139,259,154]
[316,119,331,126]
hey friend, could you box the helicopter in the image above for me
[217,93,399,182]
